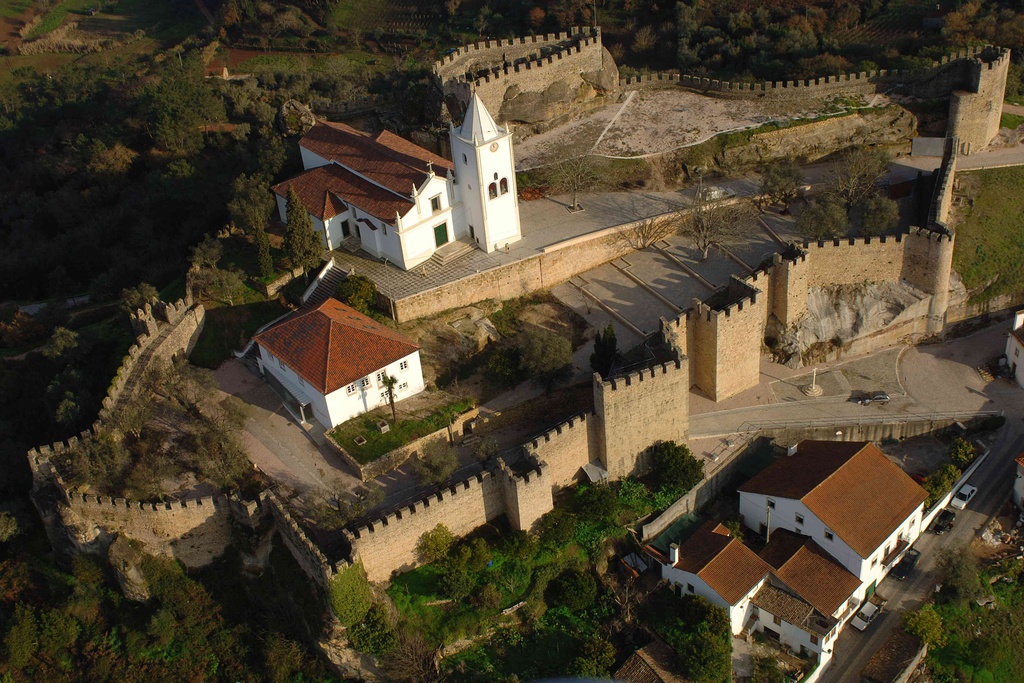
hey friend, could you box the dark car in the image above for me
[870,391,890,405]
[930,509,956,534]
[850,390,891,405]
[891,548,921,581]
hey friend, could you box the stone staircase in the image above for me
[429,238,475,267]
[302,260,348,310]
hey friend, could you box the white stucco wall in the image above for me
[739,492,923,586]
[257,345,425,428]
[1007,333,1024,389]
[300,146,331,170]
[1014,462,1024,510]
[661,563,764,634]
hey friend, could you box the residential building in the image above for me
[738,441,928,599]
[272,93,521,271]
[1007,310,1024,388]
[253,298,424,428]
[614,639,688,683]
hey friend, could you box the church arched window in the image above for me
[488,182,498,199]
[499,178,509,195]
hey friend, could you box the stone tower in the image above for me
[449,93,522,253]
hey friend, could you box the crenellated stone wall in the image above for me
[524,411,596,491]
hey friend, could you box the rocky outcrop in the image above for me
[108,536,151,602]
[278,99,316,136]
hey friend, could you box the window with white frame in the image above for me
[375,371,386,384]
[360,378,370,388]
[399,382,408,391]
[686,584,694,594]
[430,195,441,213]
[399,360,409,371]
[346,383,357,395]
[297,377,305,387]
[795,512,805,525]
[767,498,776,509]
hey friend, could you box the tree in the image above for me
[796,198,848,240]
[650,441,704,493]
[0,511,18,543]
[949,437,977,469]
[752,655,787,683]
[416,524,455,564]
[378,628,439,683]
[617,213,678,249]
[678,196,750,260]
[335,275,378,316]
[550,153,598,211]
[901,604,947,648]
[475,435,499,462]
[227,173,274,233]
[438,563,475,600]
[923,463,962,509]
[381,375,398,422]
[284,187,323,282]
[190,234,223,270]
[348,604,396,657]
[120,283,159,314]
[590,323,619,379]
[254,225,274,278]
[858,193,900,236]
[327,563,373,627]
[661,595,732,683]
[547,568,597,611]
[42,327,78,360]
[517,327,572,388]
[569,635,616,677]
[758,160,803,212]
[412,439,458,486]
[937,545,981,603]
[825,147,892,213]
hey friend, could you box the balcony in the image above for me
[882,539,910,569]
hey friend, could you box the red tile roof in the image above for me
[1015,452,1024,469]
[740,441,928,559]
[254,298,419,395]
[299,121,452,199]
[760,530,861,616]
[614,639,690,683]
[271,164,413,223]
[1011,326,1024,348]
[673,522,772,605]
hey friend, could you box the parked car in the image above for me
[870,391,890,404]
[851,600,882,630]
[850,390,891,405]
[891,549,921,581]
[950,484,978,510]
[930,509,956,534]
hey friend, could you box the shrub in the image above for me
[485,345,523,387]
[539,509,578,549]
[411,439,457,486]
[472,583,502,610]
[348,604,396,656]
[901,604,946,648]
[328,563,373,627]
[923,463,962,509]
[547,569,597,611]
[335,275,378,316]
[416,524,454,564]
[948,437,976,469]
[517,326,572,388]
[797,198,848,240]
[568,635,616,677]
[650,441,704,493]
[573,484,618,521]
[439,564,476,601]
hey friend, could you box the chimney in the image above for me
[1014,310,1024,331]
[787,444,799,456]
[669,543,679,564]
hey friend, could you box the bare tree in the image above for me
[378,628,440,683]
[678,197,752,260]
[825,147,892,213]
[549,153,598,212]
[616,213,679,250]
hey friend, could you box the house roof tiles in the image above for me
[614,639,690,683]
[271,164,413,224]
[299,120,452,199]
[673,522,773,605]
[760,529,861,616]
[254,298,419,395]
[739,441,928,558]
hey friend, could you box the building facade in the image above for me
[1006,310,1024,388]
[272,94,522,271]
[254,299,425,428]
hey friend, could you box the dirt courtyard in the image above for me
[515,87,880,169]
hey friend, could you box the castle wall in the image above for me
[264,491,349,592]
[593,356,689,479]
[498,460,554,533]
[524,412,597,490]
[770,252,810,328]
[947,50,1010,154]
[803,236,906,288]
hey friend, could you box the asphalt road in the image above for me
[821,425,1024,683]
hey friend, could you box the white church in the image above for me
[272,93,522,271]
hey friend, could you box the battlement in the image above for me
[432,26,599,77]
[527,411,591,450]
[620,44,1000,100]
[688,277,762,320]
[602,356,683,390]
[443,36,603,89]
[68,490,228,512]
[802,232,906,252]
[909,225,954,243]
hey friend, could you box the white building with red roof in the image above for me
[272,93,521,271]
[1014,452,1024,510]
[1006,310,1024,389]
[253,298,424,428]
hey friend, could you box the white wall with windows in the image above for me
[257,346,424,428]
[660,563,765,634]
[1007,312,1024,389]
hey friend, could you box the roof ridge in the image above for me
[324,310,333,391]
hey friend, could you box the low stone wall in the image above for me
[325,408,480,481]
[256,266,305,298]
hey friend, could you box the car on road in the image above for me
[930,509,956,534]
[950,484,978,510]
[851,600,882,630]
[891,548,921,581]
[849,390,891,405]
[698,185,735,201]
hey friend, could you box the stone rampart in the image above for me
[264,490,350,592]
[802,234,906,288]
[524,411,597,490]
[434,27,611,130]
[947,49,1010,154]
[594,353,689,479]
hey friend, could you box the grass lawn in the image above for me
[27,0,95,38]
[329,397,475,463]
[1000,112,1024,130]
[189,299,289,369]
[0,0,30,18]
[953,167,1024,301]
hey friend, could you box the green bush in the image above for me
[328,563,373,627]
[416,524,454,564]
[650,441,704,493]
[949,438,976,469]
[546,569,597,611]
[349,604,397,656]
[924,464,962,509]
[901,604,946,648]
[335,275,378,316]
